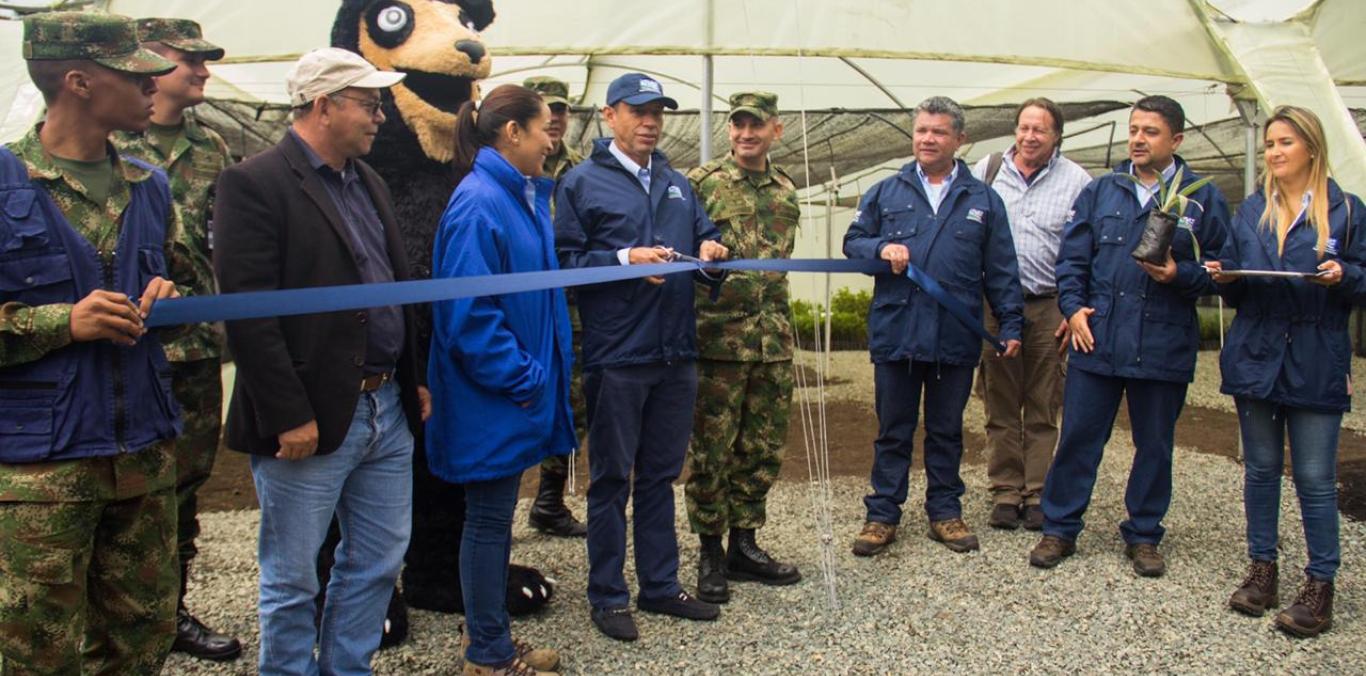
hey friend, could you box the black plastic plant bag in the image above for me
[1131,210,1177,266]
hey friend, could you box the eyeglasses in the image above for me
[332,94,383,117]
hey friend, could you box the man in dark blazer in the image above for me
[212,48,429,676]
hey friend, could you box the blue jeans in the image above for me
[251,381,413,676]
[584,362,695,609]
[865,360,975,524]
[1236,397,1341,580]
[460,471,523,666]
[1041,368,1186,545]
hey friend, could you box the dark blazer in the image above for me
[213,132,422,456]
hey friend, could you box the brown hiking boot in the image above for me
[851,521,896,557]
[1022,505,1045,531]
[1275,576,1334,638]
[1125,543,1166,578]
[462,658,556,676]
[928,518,980,553]
[1029,535,1076,568]
[1229,560,1278,617]
[460,622,560,672]
[988,503,1021,530]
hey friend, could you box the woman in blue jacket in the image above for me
[1210,106,1366,638]
[428,84,575,674]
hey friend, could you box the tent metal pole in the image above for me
[700,55,714,164]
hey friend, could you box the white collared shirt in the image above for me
[916,161,959,214]
[608,140,653,264]
[1130,160,1179,208]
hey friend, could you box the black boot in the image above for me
[726,528,802,586]
[172,563,243,661]
[528,467,587,537]
[696,535,729,604]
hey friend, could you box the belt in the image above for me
[1024,292,1057,301]
[360,371,393,392]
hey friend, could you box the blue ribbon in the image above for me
[146,258,1005,352]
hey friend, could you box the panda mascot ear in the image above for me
[459,0,495,32]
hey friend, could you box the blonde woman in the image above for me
[1208,106,1366,637]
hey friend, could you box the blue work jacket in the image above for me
[1218,180,1366,412]
[426,147,575,483]
[554,139,722,370]
[0,148,180,463]
[843,159,1024,366]
[1057,157,1229,383]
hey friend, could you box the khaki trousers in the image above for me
[979,296,1066,507]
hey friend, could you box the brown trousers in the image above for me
[979,296,1066,507]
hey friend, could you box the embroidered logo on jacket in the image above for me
[667,185,684,200]
[966,208,985,224]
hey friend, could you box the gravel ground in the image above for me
[168,452,1360,674]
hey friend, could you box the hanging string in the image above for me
[788,0,840,611]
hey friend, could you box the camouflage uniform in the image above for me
[526,76,585,475]
[684,93,800,536]
[0,13,182,674]
[112,65,231,571]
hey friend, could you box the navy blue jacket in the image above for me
[843,160,1024,366]
[427,148,576,482]
[0,148,180,463]
[554,139,721,369]
[1057,157,1229,383]
[1218,181,1366,412]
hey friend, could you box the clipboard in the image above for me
[1206,268,1326,279]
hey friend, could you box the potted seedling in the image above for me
[1125,165,1214,265]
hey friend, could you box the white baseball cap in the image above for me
[286,47,405,107]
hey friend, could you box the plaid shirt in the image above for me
[974,147,1093,296]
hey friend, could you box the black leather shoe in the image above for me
[696,535,730,603]
[725,528,801,586]
[172,607,242,661]
[528,467,587,537]
[637,591,720,621]
[1022,505,1045,531]
[988,503,1022,530]
[591,606,639,642]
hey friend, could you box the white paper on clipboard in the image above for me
[1207,268,1326,279]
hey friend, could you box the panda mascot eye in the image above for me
[378,7,409,32]
[365,1,415,48]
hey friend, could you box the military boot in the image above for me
[528,467,586,537]
[726,528,802,586]
[696,535,729,604]
[172,563,243,661]
[1228,560,1278,617]
[1275,576,1334,638]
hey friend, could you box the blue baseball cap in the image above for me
[606,73,678,109]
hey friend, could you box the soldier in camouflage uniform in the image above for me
[0,13,190,674]
[110,18,242,662]
[524,76,588,537]
[685,92,803,604]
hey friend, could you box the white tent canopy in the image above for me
[2,0,1364,303]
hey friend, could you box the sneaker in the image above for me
[988,503,1021,530]
[1125,543,1166,578]
[637,591,719,621]
[928,518,980,553]
[1275,576,1334,638]
[1028,535,1076,568]
[1229,560,1278,617]
[851,521,897,557]
[590,606,638,642]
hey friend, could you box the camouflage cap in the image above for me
[728,91,779,121]
[524,76,570,107]
[136,18,225,61]
[23,12,176,76]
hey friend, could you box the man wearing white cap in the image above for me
[213,47,431,675]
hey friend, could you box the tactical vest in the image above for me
[0,148,180,463]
